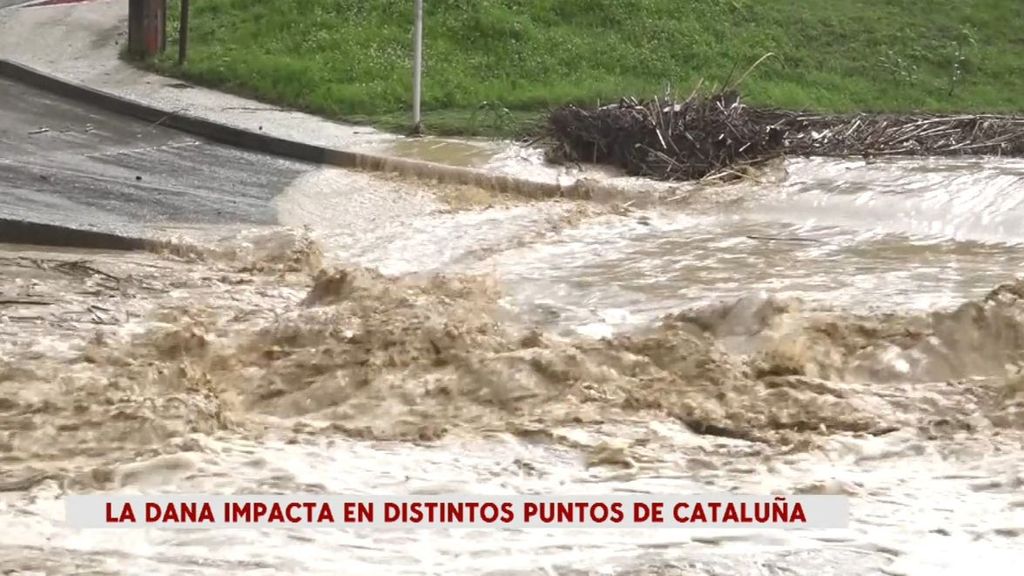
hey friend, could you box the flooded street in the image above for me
[470,157,1024,334]
[2,156,1023,575]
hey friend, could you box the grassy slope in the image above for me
[153,0,1024,136]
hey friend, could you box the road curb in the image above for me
[0,59,587,201]
[0,217,149,250]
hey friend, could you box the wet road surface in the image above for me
[0,77,311,237]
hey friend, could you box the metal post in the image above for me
[178,0,190,65]
[412,0,423,134]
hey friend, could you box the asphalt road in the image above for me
[1,1,100,9]
[0,77,312,238]
[0,1,36,9]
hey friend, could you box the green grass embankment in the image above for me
[151,0,1024,137]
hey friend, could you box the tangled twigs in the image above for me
[547,91,1024,181]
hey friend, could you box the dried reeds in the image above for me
[547,91,1024,181]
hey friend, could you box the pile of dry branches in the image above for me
[780,112,1024,158]
[547,92,1024,181]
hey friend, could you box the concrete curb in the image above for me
[0,59,589,201]
[0,218,149,250]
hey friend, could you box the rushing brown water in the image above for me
[1,157,1023,575]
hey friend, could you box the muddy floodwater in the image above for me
[1,157,1023,575]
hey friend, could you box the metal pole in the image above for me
[412,0,423,133]
[178,0,190,65]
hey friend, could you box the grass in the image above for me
[149,0,1024,137]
